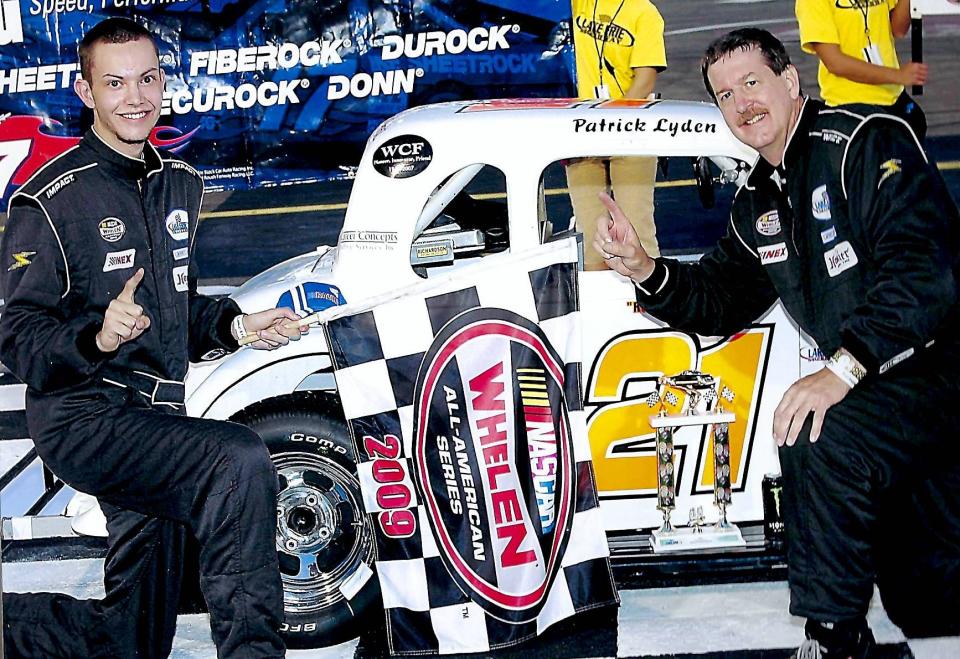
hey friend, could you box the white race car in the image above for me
[182,98,812,647]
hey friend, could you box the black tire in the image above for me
[233,392,379,649]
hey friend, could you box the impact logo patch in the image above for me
[7,250,35,271]
[812,184,832,221]
[758,242,788,264]
[165,209,189,241]
[879,159,901,188]
[103,248,135,272]
[413,308,574,623]
[824,241,858,277]
[755,210,781,236]
[98,217,126,243]
[372,134,432,178]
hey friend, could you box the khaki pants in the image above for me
[566,156,658,270]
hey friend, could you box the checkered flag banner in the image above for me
[325,239,618,655]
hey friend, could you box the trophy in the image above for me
[648,370,745,552]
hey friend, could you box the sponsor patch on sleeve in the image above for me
[172,265,189,292]
[103,248,136,272]
[758,241,788,264]
[878,159,901,188]
[7,250,36,271]
[820,226,837,244]
[755,210,781,236]
[172,247,189,261]
[812,184,831,220]
[165,209,190,241]
[823,241,858,277]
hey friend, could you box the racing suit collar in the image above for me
[84,129,164,179]
[781,97,821,173]
[745,97,821,190]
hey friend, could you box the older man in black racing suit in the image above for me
[0,18,303,658]
[596,28,960,659]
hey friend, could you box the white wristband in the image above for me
[231,315,248,343]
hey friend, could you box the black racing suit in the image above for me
[634,99,960,633]
[0,130,285,657]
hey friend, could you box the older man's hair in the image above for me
[700,28,794,101]
[79,17,158,83]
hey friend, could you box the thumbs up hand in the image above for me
[96,268,152,352]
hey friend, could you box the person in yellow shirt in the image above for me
[796,0,927,138]
[568,0,666,270]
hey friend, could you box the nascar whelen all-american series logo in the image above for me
[412,308,575,622]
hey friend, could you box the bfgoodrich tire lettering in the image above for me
[233,392,378,649]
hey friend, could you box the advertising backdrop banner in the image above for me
[325,239,617,654]
[0,0,574,204]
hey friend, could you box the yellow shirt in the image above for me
[572,0,667,100]
[796,0,902,106]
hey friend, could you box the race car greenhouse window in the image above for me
[410,164,508,275]
[539,156,740,256]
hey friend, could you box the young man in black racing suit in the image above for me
[0,18,304,658]
[596,28,960,659]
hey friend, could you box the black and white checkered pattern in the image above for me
[326,240,617,655]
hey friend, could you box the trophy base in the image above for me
[650,524,746,553]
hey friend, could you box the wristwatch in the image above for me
[825,347,867,388]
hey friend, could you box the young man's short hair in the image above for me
[700,28,795,101]
[78,17,158,83]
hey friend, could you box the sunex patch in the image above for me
[413,307,574,623]
[372,134,432,178]
[103,248,135,272]
[758,242,788,264]
[755,210,781,236]
[98,217,125,243]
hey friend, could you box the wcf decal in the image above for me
[413,308,574,622]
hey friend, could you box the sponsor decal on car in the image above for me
[339,230,398,252]
[800,347,828,362]
[98,217,125,243]
[103,248,135,272]
[372,135,432,178]
[165,209,189,241]
[824,241,858,277]
[413,308,574,622]
[758,242,788,264]
[276,282,345,314]
[812,184,832,220]
[755,210,781,236]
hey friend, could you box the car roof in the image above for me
[367,98,757,164]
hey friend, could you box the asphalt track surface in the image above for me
[188,0,960,282]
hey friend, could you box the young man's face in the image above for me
[74,37,164,159]
[706,46,800,165]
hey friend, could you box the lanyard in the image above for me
[852,0,873,45]
[592,0,626,94]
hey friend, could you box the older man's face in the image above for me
[707,46,800,165]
